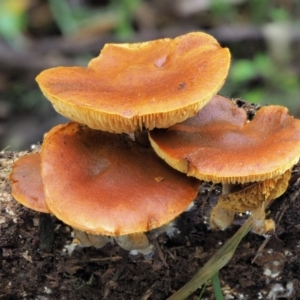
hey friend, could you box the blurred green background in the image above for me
[0,0,299,150]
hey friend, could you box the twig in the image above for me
[147,232,168,268]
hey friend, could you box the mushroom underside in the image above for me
[210,169,291,235]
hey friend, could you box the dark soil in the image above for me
[1,144,300,299]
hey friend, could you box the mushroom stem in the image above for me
[222,183,234,195]
[251,203,275,235]
[210,183,235,230]
[210,203,235,230]
[134,130,151,148]
[73,229,110,249]
[151,221,179,238]
[114,233,154,255]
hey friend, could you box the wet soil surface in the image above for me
[1,100,300,300]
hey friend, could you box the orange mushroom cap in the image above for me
[36,32,230,133]
[40,122,200,236]
[9,153,50,213]
[149,95,300,184]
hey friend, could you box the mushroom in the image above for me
[10,153,111,251]
[209,170,291,234]
[149,95,300,234]
[9,153,50,213]
[9,122,199,254]
[36,32,230,133]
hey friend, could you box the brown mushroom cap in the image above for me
[40,122,200,236]
[149,95,300,184]
[36,32,230,133]
[9,153,50,213]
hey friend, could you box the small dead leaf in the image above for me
[21,250,32,263]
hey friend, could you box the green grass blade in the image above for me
[167,218,252,300]
[196,281,207,300]
[211,272,224,300]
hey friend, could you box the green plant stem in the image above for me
[197,282,207,300]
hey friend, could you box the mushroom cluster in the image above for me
[10,32,229,254]
[10,31,300,257]
[10,122,200,254]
